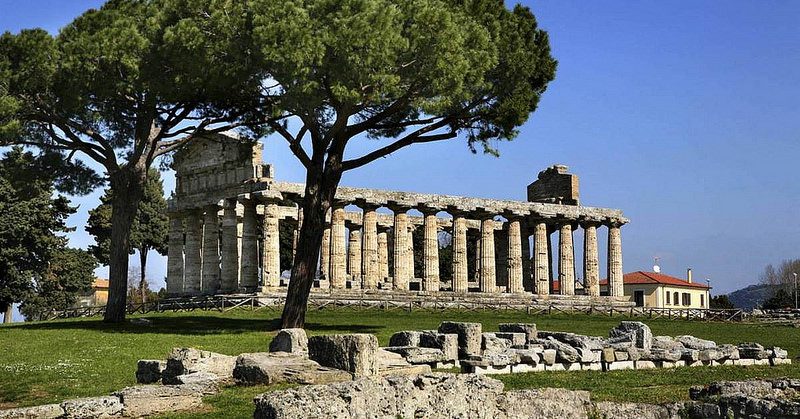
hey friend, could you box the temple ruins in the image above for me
[165,135,629,304]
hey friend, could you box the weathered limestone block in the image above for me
[698,348,724,362]
[539,338,580,363]
[253,373,505,419]
[541,349,557,366]
[495,332,526,348]
[388,331,421,347]
[606,361,635,371]
[0,404,64,419]
[514,349,541,365]
[739,342,770,359]
[676,335,717,350]
[233,352,350,385]
[60,396,123,419]
[419,331,458,361]
[609,321,652,351]
[652,336,684,351]
[483,333,512,352]
[594,401,677,419]
[162,348,237,385]
[614,351,629,361]
[771,347,788,359]
[681,349,700,362]
[136,359,165,384]
[269,328,308,354]
[627,347,649,361]
[499,388,591,419]
[498,323,537,342]
[601,347,616,363]
[538,331,604,351]
[649,347,682,362]
[172,372,220,385]
[114,383,218,418]
[438,321,482,358]
[635,360,657,370]
[384,346,448,364]
[577,348,600,363]
[308,334,378,378]
[375,349,432,377]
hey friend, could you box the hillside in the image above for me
[726,283,778,310]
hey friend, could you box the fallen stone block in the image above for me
[541,349,557,366]
[162,348,236,385]
[650,347,682,362]
[498,388,591,419]
[538,331,605,351]
[676,335,716,350]
[753,358,770,366]
[564,362,582,371]
[601,347,616,363]
[438,321,482,358]
[544,363,566,371]
[658,361,678,369]
[497,323,537,342]
[635,360,657,370]
[135,359,165,384]
[772,358,792,366]
[494,332,526,347]
[614,350,629,361]
[388,330,421,347]
[718,344,740,360]
[738,342,770,360]
[771,347,788,359]
[469,364,513,375]
[269,328,308,354]
[375,349,432,377]
[114,384,217,417]
[582,362,602,371]
[698,348,723,362]
[540,337,580,363]
[383,346,448,364]
[627,347,648,361]
[681,349,699,362]
[605,361,635,371]
[419,331,458,361]
[0,404,64,419]
[736,358,755,366]
[651,336,683,351]
[514,349,541,365]
[512,363,544,373]
[60,396,123,419]
[172,372,221,385]
[482,333,512,352]
[308,334,378,378]
[609,321,653,351]
[594,401,677,419]
[233,352,351,385]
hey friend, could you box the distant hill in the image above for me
[726,283,778,310]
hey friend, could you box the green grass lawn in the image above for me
[1,307,797,418]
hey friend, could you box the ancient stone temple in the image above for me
[166,135,629,304]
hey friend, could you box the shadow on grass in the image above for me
[4,316,382,335]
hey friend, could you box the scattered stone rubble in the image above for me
[0,321,792,418]
[384,320,791,375]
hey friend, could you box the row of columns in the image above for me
[167,200,624,298]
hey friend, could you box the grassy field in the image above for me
[0,307,797,418]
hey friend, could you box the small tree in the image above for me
[86,169,168,303]
[710,295,736,310]
[762,289,795,310]
[20,247,96,321]
[1,1,261,322]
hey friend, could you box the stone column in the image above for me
[239,199,259,292]
[479,217,496,293]
[220,199,240,293]
[377,231,389,282]
[292,206,303,264]
[166,213,184,295]
[183,210,203,295]
[347,229,362,283]
[582,222,600,297]
[407,226,415,280]
[392,210,409,290]
[521,224,532,292]
[608,222,624,297]
[558,223,575,296]
[320,226,331,282]
[201,205,221,294]
[533,221,550,296]
[361,208,379,289]
[452,215,468,293]
[329,207,347,289]
[262,203,281,288]
[422,211,440,292]
[507,219,523,294]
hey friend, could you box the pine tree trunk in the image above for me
[281,163,342,328]
[139,247,148,304]
[2,303,12,324]
[103,164,146,323]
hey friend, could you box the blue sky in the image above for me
[2,1,799,307]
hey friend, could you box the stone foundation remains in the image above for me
[165,135,629,304]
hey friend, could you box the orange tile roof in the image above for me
[602,271,710,289]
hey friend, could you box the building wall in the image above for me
[623,284,709,309]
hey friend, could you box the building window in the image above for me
[674,292,679,306]
[666,291,670,305]
[700,294,704,308]
[682,293,691,306]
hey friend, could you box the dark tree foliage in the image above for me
[0,0,263,322]
[0,147,83,322]
[762,289,796,310]
[86,169,168,303]
[709,295,736,310]
[20,247,96,321]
